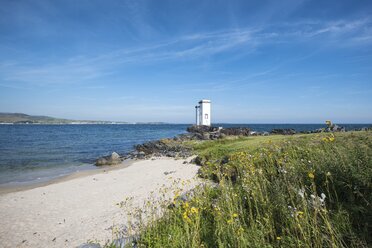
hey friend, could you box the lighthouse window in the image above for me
[205,114,208,119]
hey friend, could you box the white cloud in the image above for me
[1,18,371,87]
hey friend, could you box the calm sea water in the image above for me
[0,123,370,186]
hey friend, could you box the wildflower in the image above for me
[288,205,297,217]
[278,167,287,174]
[276,236,282,240]
[190,207,198,214]
[298,188,305,198]
[326,171,331,176]
[308,172,315,179]
[183,211,191,223]
[232,213,238,218]
[236,226,244,235]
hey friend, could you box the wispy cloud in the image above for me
[0,29,257,86]
[1,17,371,87]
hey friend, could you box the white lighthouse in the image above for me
[195,99,211,126]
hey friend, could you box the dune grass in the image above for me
[116,131,372,247]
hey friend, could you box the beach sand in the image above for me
[0,157,201,247]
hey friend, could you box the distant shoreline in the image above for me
[0,122,168,125]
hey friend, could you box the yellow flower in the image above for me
[297,211,304,215]
[232,213,238,218]
[183,211,191,223]
[190,207,199,214]
[308,172,315,179]
[329,137,335,142]
[236,226,244,235]
[276,236,282,240]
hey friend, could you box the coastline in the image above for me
[0,159,136,195]
[0,156,201,247]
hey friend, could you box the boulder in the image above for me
[110,152,120,161]
[327,124,346,132]
[95,152,122,166]
[95,157,108,166]
[202,133,211,140]
[78,244,101,248]
[191,156,206,166]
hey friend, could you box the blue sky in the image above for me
[0,0,371,123]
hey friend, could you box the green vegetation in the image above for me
[120,132,372,247]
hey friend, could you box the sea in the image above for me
[0,123,370,187]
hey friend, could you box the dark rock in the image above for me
[220,127,250,136]
[111,235,140,248]
[187,125,219,134]
[326,124,346,132]
[134,138,192,159]
[78,244,101,248]
[191,156,206,166]
[270,129,296,135]
[166,151,177,157]
[137,151,146,159]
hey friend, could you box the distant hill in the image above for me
[0,113,128,124]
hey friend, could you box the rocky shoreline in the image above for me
[95,123,372,166]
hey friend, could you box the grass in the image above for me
[114,131,372,247]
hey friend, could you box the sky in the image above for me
[0,0,372,123]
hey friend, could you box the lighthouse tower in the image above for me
[198,99,211,126]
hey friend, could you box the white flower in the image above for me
[321,193,326,200]
[298,188,305,198]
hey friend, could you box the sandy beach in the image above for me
[0,157,201,248]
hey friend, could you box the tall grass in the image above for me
[117,132,372,247]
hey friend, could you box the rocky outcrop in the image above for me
[220,127,251,136]
[186,125,220,134]
[270,129,296,135]
[185,125,251,140]
[129,139,192,159]
[326,124,345,132]
[95,152,122,166]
